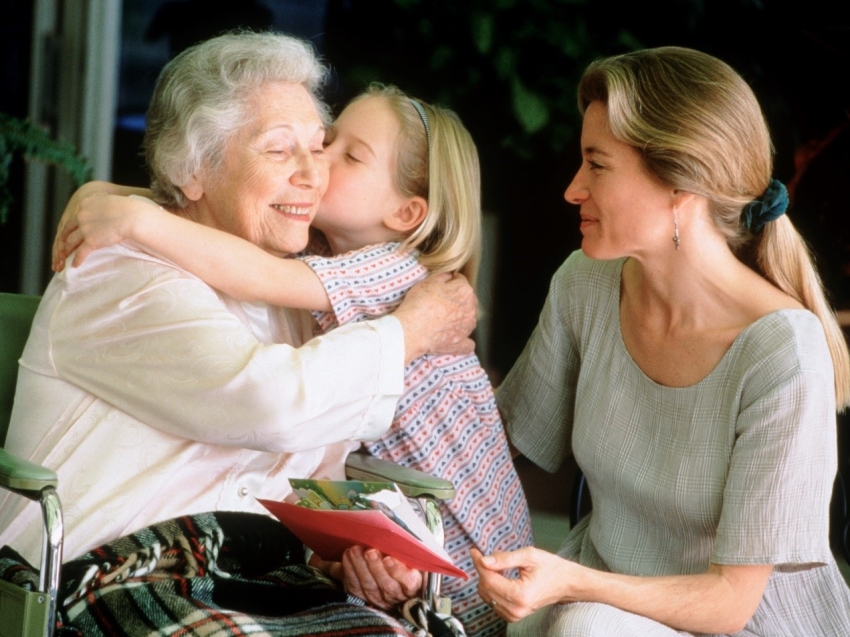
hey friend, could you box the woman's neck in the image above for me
[622,225,753,334]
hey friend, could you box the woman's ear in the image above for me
[180,173,205,202]
[671,189,696,210]
[385,197,428,233]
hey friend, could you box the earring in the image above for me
[672,210,680,250]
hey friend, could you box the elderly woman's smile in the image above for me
[183,81,329,257]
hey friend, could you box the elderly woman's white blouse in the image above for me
[0,242,405,565]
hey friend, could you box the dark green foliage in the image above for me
[325,0,642,161]
[0,113,93,224]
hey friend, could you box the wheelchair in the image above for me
[0,292,455,637]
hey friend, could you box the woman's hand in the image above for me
[472,547,576,622]
[311,547,423,609]
[394,273,478,364]
[52,181,152,271]
[340,546,424,609]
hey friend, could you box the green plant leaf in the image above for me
[471,12,495,54]
[0,112,93,225]
[616,29,643,51]
[511,79,549,134]
[431,45,454,70]
[494,47,517,80]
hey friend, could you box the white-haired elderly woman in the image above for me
[474,46,850,636]
[0,32,476,634]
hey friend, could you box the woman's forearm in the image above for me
[573,562,773,634]
[475,548,772,634]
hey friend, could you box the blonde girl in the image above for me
[56,84,532,637]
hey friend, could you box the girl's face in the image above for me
[564,101,675,260]
[314,96,411,254]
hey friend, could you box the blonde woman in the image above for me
[473,47,850,636]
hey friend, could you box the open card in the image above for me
[259,479,467,579]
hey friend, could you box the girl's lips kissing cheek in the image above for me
[271,204,312,221]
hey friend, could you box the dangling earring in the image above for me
[672,209,680,250]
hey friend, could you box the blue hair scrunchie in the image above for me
[741,179,789,234]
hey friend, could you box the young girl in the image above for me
[58,85,532,637]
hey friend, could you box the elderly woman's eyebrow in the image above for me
[256,124,325,148]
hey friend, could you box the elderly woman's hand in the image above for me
[394,273,478,364]
[341,546,424,609]
[310,547,424,609]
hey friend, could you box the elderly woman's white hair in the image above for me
[144,31,330,208]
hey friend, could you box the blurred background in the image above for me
[1,0,848,382]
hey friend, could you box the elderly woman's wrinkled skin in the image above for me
[180,82,329,257]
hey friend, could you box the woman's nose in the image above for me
[292,149,326,189]
[564,169,587,205]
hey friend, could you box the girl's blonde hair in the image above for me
[353,84,482,286]
[578,46,849,409]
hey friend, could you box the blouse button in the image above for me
[239,486,249,497]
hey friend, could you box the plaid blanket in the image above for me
[1,511,417,637]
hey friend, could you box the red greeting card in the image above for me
[259,480,466,580]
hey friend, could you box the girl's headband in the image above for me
[409,99,432,153]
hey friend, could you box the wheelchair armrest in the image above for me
[0,448,57,497]
[0,450,63,636]
[344,453,455,501]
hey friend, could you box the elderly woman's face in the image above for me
[186,81,328,255]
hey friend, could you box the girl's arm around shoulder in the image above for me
[62,193,331,312]
[53,180,152,269]
[473,547,772,634]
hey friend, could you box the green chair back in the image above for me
[0,293,41,447]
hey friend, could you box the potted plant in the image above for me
[0,112,92,225]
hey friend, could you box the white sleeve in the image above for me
[44,245,405,452]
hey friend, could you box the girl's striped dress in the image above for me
[300,242,533,637]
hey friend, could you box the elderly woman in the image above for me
[0,32,475,634]
[473,47,850,636]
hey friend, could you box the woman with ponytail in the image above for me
[474,46,850,636]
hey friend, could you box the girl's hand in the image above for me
[52,181,152,271]
[340,546,423,609]
[472,546,579,622]
[56,194,160,269]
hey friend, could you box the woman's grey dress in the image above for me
[498,251,850,636]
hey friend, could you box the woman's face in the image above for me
[314,96,410,254]
[185,81,328,256]
[564,101,675,260]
